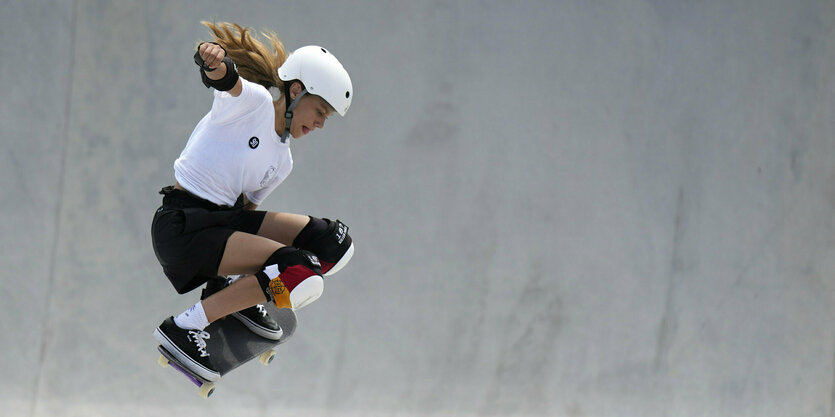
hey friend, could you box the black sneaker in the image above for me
[202,277,283,340]
[232,304,283,340]
[154,317,219,381]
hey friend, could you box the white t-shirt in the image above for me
[174,78,292,207]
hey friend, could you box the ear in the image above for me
[289,81,304,100]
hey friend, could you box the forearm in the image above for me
[242,195,258,211]
[196,42,242,96]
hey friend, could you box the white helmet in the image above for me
[278,46,353,116]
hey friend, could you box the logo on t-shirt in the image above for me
[260,166,277,187]
[249,137,260,149]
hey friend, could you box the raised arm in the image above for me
[195,42,243,97]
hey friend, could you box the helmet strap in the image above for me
[280,85,308,143]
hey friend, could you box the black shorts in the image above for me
[151,186,266,294]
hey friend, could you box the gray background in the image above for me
[2,0,834,416]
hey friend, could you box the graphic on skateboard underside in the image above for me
[157,305,297,397]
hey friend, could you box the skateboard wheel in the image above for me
[259,350,276,365]
[199,382,215,398]
[157,354,170,368]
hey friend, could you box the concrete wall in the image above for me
[3,1,835,416]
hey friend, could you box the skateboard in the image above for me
[157,303,298,398]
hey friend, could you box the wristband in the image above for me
[200,56,239,91]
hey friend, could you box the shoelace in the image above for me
[188,330,211,357]
[255,304,268,317]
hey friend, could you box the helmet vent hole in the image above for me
[321,48,327,53]
[345,91,350,99]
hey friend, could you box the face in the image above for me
[289,94,335,138]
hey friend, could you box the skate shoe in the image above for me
[201,278,283,340]
[308,219,354,276]
[154,317,219,381]
[231,304,282,340]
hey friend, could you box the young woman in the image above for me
[151,22,354,382]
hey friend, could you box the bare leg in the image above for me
[201,232,281,323]
[217,232,282,276]
[200,213,311,323]
[201,275,265,322]
[256,212,310,244]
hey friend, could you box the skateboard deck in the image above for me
[157,304,298,398]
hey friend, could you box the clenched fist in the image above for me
[197,42,226,72]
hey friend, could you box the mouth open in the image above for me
[302,126,310,135]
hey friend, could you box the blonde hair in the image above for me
[200,21,288,92]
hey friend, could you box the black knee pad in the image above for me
[293,217,351,262]
[292,216,329,248]
[255,247,323,301]
[254,270,276,302]
[262,247,322,274]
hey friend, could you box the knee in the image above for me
[293,217,353,276]
[255,247,324,310]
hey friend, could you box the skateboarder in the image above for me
[152,21,355,382]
